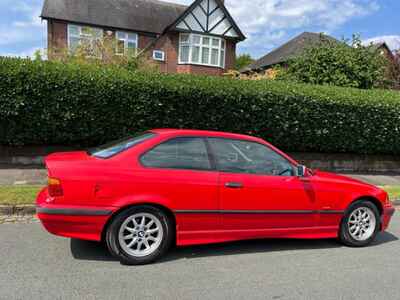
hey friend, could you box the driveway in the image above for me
[0,215,399,300]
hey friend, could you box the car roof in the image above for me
[149,129,264,142]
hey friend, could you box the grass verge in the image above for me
[380,186,400,202]
[0,185,43,205]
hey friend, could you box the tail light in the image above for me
[48,177,64,197]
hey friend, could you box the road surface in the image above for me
[1,214,399,299]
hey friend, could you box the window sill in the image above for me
[178,63,225,70]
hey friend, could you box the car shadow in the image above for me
[70,231,398,263]
[70,239,117,262]
[161,231,398,263]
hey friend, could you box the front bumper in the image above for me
[36,188,115,241]
[381,206,396,231]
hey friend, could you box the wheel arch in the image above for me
[343,196,384,231]
[348,196,383,216]
[101,202,176,243]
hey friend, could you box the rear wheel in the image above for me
[339,200,380,247]
[106,205,173,265]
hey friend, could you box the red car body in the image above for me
[37,129,395,246]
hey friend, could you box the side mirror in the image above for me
[296,165,308,177]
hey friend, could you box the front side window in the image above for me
[68,24,103,56]
[208,138,294,176]
[179,33,225,68]
[89,133,156,159]
[116,31,138,56]
[141,137,211,171]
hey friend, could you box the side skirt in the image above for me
[176,226,340,246]
[174,210,344,246]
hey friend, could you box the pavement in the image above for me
[0,214,399,299]
[0,168,47,185]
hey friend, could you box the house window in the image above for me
[116,31,138,56]
[179,33,226,68]
[67,24,103,56]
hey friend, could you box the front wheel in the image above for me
[106,205,174,265]
[339,200,380,247]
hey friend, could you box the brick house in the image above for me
[40,0,245,76]
[369,42,400,89]
[369,42,396,63]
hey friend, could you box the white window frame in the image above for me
[178,33,226,68]
[67,24,103,56]
[153,50,165,61]
[115,31,138,56]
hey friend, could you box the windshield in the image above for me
[89,132,156,159]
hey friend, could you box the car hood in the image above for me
[312,170,376,189]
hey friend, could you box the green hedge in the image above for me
[1,57,400,154]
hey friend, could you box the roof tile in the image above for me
[41,0,188,34]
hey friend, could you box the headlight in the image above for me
[384,192,391,205]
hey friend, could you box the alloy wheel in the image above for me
[347,207,376,241]
[118,213,164,257]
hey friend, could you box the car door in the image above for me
[207,138,316,231]
[139,137,220,235]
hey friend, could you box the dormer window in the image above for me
[179,33,226,68]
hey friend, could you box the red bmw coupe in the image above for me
[37,129,395,264]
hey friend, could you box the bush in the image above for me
[277,35,390,89]
[1,57,400,155]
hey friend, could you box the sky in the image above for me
[0,0,399,59]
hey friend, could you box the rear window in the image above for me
[89,132,156,159]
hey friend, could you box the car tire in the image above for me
[339,200,380,247]
[105,205,174,265]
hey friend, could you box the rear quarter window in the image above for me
[140,137,211,171]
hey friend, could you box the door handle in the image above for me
[225,182,243,189]
[299,177,311,183]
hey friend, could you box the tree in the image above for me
[33,49,43,61]
[278,35,390,89]
[234,54,254,71]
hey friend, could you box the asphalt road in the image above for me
[1,215,399,300]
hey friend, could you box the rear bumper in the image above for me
[381,207,395,231]
[36,188,115,241]
[37,210,111,241]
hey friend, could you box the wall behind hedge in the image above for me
[1,57,400,155]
